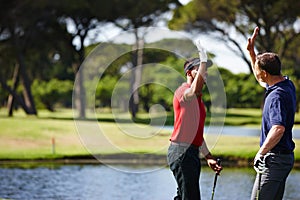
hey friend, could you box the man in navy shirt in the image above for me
[247,27,296,200]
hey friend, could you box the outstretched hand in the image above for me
[194,39,208,62]
[247,27,259,53]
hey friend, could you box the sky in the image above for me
[89,25,250,74]
[178,0,191,4]
[80,0,250,74]
[175,0,250,73]
[174,0,250,74]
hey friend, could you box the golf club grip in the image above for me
[217,158,221,166]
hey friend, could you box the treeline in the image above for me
[2,37,265,114]
[94,45,265,114]
[0,0,299,118]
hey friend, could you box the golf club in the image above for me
[210,158,221,200]
[256,172,262,200]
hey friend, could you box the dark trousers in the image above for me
[251,153,294,200]
[167,144,201,200]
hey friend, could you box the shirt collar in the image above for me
[266,76,289,91]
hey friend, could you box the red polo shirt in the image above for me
[170,83,206,147]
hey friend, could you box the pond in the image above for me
[0,164,299,200]
[161,126,300,139]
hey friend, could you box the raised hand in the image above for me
[247,27,259,53]
[194,39,207,62]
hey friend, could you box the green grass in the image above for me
[0,109,89,159]
[0,108,299,162]
[224,108,262,126]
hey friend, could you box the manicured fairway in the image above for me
[0,109,299,163]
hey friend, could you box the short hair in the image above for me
[256,52,281,75]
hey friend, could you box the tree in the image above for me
[32,79,73,111]
[107,0,181,118]
[169,0,300,73]
[0,0,62,116]
[55,1,104,118]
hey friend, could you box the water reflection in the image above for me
[0,165,299,200]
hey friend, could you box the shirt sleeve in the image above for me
[175,84,202,103]
[269,96,287,127]
[174,85,188,103]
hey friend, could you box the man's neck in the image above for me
[267,75,285,86]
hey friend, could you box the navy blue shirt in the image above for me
[261,77,296,152]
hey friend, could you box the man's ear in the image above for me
[262,70,268,78]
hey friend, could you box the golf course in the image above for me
[1,108,299,168]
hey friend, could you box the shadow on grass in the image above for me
[5,111,297,127]
[25,113,263,126]
[1,109,268,126]
[41,115,175,126]
[225,113,260,118]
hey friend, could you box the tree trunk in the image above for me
[129,34,144,119]
[7,63,20,116]
[74,64,86,119]
[73,40,86,119]
[0,78,30,114]
[17,52,37,115]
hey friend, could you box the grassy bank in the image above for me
[0,108,299,165]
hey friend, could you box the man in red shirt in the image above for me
[167,40,222,200]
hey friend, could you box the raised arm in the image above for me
[184,39,207,100]
[246,27,259,68]
[246,27,266,88]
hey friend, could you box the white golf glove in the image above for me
[194,39,208,63]
[254,153,269,174]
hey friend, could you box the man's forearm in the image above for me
[184,63,206,101]
[190,62,206,94]
[248,50,256,71]
[258,125,285,155]
[201,140,213,159]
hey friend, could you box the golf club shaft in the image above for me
[210,158,221,200]
[256,173,262,200]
